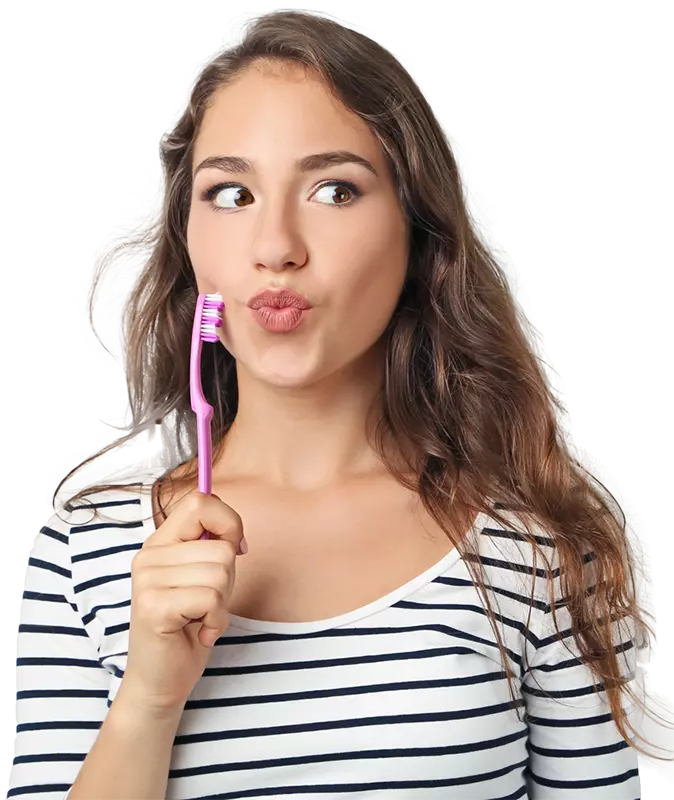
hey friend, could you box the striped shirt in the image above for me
[7,468,642,798]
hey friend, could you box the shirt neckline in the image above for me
[139,469,487,635]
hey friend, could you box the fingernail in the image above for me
[239,536,249,555]
[204,630,218,647]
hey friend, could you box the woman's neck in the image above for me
[213,349,400,491]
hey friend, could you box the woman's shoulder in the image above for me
[470,502,564,608]
[50,468,163,544]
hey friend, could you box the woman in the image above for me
[7,9,666,799]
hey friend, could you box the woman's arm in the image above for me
[521,596,642,798]
[67,682,183,800]
[6,514,183,799]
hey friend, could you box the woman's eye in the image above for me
[312,182,361,207]
[202,180,362,211]
[208,185,251,209]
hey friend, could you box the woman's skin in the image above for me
[156,60,462,622]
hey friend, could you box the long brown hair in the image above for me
[53,9,671,759]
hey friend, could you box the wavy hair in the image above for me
[53,9,671,759]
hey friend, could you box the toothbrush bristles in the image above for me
[200,292,224,342]
[205,293,224,308]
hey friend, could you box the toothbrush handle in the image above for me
[197,411,213,539]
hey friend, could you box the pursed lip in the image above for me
[247,288,313,310]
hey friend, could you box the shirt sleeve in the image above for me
[522,558,643,799]
[6,511,112,799]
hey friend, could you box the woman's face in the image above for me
[187,61,409,388]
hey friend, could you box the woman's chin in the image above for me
[241,354,325,390]
[237,373,321,394]
[262,374,316,389]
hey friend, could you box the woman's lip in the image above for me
[251,306,310,333]
[247,288,312,310]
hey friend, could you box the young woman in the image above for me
[8,10,666,800]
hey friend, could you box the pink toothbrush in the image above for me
[189,291,225,540]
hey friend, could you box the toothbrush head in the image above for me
[190,291,225,415]
[199,292,225,342]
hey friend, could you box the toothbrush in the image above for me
[189,291,225,540]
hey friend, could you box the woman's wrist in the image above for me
[113,677,187,727]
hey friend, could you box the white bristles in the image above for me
[199,292,224,342]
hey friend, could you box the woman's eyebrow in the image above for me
[193,150,379,178]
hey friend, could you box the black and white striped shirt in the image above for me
[7,468,642,798]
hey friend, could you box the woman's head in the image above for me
[187,60,409,390]
[58,9,668,760]
[152,7,491,420]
